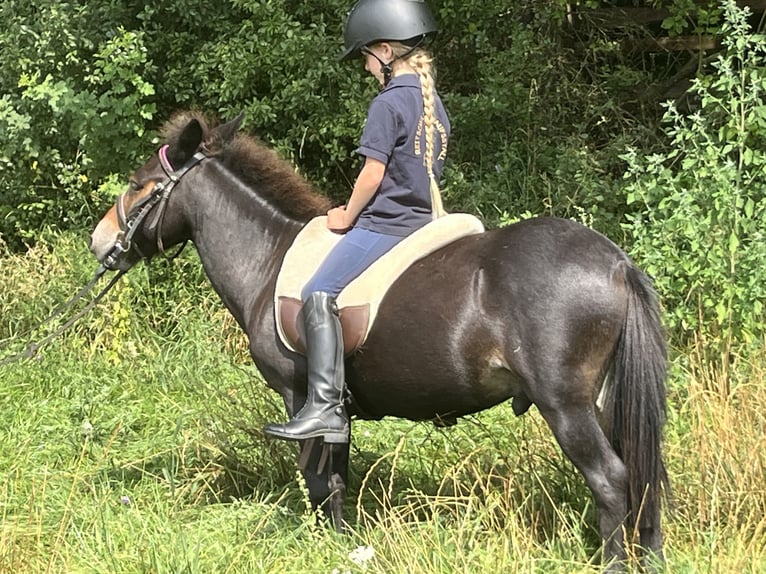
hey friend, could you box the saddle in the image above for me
[274,213,485,356]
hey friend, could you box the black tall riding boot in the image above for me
[263,291,349,443]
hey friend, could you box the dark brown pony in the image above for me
[90,113,668,570]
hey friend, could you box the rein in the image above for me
[0,145,208,366]
[0,265,126,366]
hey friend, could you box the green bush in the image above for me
[1,0,688,247]
[0,2,157,248]
[622,0,766,353]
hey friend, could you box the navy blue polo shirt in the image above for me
[354,73,450,236]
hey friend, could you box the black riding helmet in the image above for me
[340,0,438,61]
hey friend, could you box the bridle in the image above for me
[104,144,208,270]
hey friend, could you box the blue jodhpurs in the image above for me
[301,226,405,301]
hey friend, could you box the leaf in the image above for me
[728,231,740,254]
[745,198,754,218]
[715,300,727,325]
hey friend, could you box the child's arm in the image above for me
[327,156,386,232]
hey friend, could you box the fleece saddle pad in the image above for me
[275,213,485,356]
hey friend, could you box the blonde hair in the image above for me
[391,44,447,219]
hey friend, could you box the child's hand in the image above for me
[327,206,351,233]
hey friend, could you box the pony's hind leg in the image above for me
[536,400,629,570]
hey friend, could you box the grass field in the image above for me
[1,232,764,573]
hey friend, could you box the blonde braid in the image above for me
[397,46,447,218]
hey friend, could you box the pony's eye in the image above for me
[128,180,142,192]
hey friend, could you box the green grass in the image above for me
[1,231,765,573]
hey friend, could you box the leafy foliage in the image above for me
[622,0,766,352]
[0,0,689,246]
[435,0,660,232]
[0,2,157,247]
[656,0,725,37]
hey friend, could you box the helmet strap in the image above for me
[381,62,394,86]
[363,35,425,87]
[363,49,394,86]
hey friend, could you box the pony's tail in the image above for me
[611,262,669,533]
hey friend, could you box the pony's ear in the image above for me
[213,111,245,144]
[169,118,205,166]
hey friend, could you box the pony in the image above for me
[89,112,668,570]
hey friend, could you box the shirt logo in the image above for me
[414,116,449,162]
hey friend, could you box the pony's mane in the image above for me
[161,112,332,222]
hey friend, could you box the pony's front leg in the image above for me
[299,437,350,532]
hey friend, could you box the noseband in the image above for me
[105,145,207,270]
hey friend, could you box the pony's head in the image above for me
[89,112,237,271]
[90,111,332,272]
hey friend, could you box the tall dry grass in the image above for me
[660,340,766,571]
